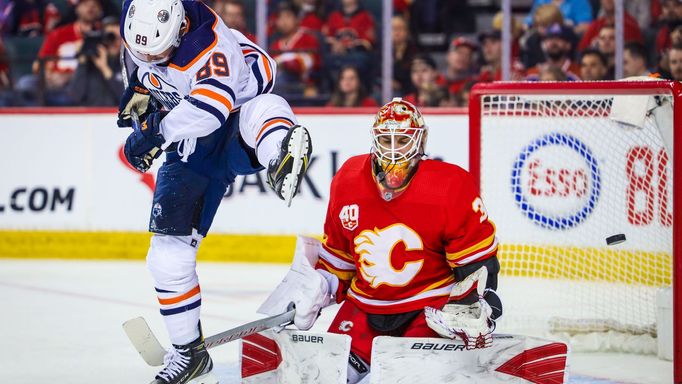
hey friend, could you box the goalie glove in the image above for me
[425,266,498,349]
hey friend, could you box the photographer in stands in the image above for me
[66,16,123,106]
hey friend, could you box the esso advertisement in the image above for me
[0,111,468,234]
[481,116,672,252]
[511,133,600,230]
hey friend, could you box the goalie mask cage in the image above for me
[469,81,681,382]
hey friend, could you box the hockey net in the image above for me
[469,81,680,365]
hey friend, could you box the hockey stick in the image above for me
[123,305,296,366]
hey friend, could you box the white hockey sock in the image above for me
[256,129,286,168]
[147,233,203,346]
[161,301,201,346]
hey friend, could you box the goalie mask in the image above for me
[371,98,427,201]
[122,0,186,64]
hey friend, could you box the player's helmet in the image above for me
[371,98,427,200]
[122,0,186,64]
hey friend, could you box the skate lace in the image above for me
[157,347,191,381]
[177,138,197,162]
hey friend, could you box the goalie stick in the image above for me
[123,305,296,366]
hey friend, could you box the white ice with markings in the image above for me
[0,260,672,384]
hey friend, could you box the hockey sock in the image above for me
[157,284,202,345]
[147,233,203,346]
[255,119,292,167]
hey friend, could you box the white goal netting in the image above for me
[476,85,674,353]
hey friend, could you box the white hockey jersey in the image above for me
[122,0,276,159]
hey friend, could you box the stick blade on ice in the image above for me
[122,317,166,366]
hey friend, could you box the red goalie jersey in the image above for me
[317,154,498,315]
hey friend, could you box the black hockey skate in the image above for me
[150,335,216,384]
[266,124,312,206]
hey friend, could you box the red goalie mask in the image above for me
[371,98,427,200]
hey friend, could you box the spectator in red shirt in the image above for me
[404,54,449,107]
[0,37,12,106]
[270,1,321,96]
[478,30,525,82]
[656,0,682,55]
[35,0,102,91]
[577,0,643,52]
[2,0,62,36]
[526,23,581,81]
[392,14,419,96]
[295,0,324,33]
[444,37,478,98]
[0,37,10,89]
[218,0,256,43]
[324,0,375,53]
[327,65,377,107]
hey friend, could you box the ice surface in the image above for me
[0,260,672,384]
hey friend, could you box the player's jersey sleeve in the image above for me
[159,4,242,145]
[443,171,498,268]
[230,28,276,97]
[315,176,356,302]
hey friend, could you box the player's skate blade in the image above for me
[187,373,218,384]
[266,125,312,206]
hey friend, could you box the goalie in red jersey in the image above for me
[281,98,503,383]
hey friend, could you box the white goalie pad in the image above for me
[370,334,569,384]
[240,329,351,384]
[258,235,323,317]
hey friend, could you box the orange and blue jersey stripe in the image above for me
[186,79,237,126]
[240,43,275,95]
[156,285,202,316]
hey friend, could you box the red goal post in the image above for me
[469,80,681,382]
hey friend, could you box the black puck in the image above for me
[606,234,626,246]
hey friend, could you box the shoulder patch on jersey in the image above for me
[339,204,359,231]
[168,1,219,71]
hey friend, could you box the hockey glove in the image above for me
[290,268,337,331]
[124,111,167,173]
[117,68,157,128]
[425,266,498,349]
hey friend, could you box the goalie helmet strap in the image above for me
[366,309,422,332]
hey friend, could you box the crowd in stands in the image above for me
[0,0,681,107]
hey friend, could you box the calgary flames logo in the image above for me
[354,224,424,288]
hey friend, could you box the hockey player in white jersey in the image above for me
[117,0,312,383]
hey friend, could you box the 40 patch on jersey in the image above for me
[339,204,359,231]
